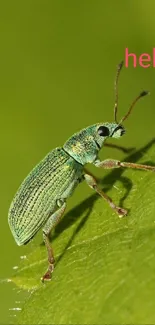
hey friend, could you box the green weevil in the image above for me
[8,61,155,281]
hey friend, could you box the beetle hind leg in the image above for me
[41,200,66,282]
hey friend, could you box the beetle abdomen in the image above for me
[8,147,83,245]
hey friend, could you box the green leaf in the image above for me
[11,139,155,324]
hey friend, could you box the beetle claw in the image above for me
[116,207,128,218]
[41,263,54,282]
[41,271,52,282]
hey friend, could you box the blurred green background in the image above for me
[1,0,155,323]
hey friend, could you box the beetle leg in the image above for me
[84,173,127,217]
[42,200,66,282]
[94,159,155,171]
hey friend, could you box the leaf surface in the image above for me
[11,139,155,324]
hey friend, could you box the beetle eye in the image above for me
[98,126,109,137]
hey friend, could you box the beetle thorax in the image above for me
[63,128,99,165]
[63,123,125,165]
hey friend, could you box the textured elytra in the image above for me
[8,147,83,246]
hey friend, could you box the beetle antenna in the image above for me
[114,60,124,123]
[119,91,149,124]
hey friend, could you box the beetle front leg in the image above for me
[42,200,66,282]
[84,173,127,217]
[94,159,155,171]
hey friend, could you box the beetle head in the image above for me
[63,61,149,165]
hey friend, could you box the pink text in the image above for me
[125,48,155,68]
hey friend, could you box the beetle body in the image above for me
[8,61,154,281]
[8,122,121,246]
